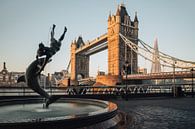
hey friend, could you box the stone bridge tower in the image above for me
[107,4,138,76]
[71,36,89,83]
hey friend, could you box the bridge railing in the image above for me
[0,83,194,97]
[125,70,192,79]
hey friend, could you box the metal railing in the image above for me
[0,83,194,97]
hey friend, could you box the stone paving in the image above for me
[112,97,195,129]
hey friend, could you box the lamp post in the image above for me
[173,61,176,97]
[48,73,52,95]
[125,60,129,100]
[191,68,194,97]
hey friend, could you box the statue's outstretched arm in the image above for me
[51,24,56,40]
[59,26,67,42]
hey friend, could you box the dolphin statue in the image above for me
[25,58,50,100]
[18,24,67,108]
[18,58,60,108]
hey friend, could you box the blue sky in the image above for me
[0,0,195,76]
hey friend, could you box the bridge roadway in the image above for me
[123,71,193,80]
[75,33,107,54]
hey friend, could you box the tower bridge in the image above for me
[67,4,195,86]
[70,4,138,85]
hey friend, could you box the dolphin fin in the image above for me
[17,75,26,83]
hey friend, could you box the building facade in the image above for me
[0,62,24,85]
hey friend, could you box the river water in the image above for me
[114,97,195,129]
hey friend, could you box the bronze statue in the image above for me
[18,24,67,108]
[36,24,67,75]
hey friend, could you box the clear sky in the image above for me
[0,0,195,76]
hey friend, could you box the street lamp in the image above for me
[173,61,176,97]
[125,60,129,100]
[191,68,194,97]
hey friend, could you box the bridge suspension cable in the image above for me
[66,59,71,72]
[119,33,195,70]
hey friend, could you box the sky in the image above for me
[0,0,195,77]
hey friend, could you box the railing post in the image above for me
[191,68,194,97]
[173,61,177,97]
[48,73,52,95]
[22,83,25,96]
[125,61,129,100]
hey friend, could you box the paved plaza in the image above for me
[113,97,195,129]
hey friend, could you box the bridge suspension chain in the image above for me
[139,39,195,64]
[119,33,195,70]
[120,33,173,69]
[138,39,195,69]
[66,59,71,72]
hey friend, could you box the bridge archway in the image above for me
[89,50,108,77]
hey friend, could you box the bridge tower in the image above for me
[71,37,89,84]
[107,4,138,76]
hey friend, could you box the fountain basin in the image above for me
[0,98,119,129]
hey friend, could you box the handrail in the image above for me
[0,83,194,96]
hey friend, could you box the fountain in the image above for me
[0,25,120,129]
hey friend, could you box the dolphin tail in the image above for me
[17,75,26,83]
[45,95,62,108]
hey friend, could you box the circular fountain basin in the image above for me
[0,98,119,129]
